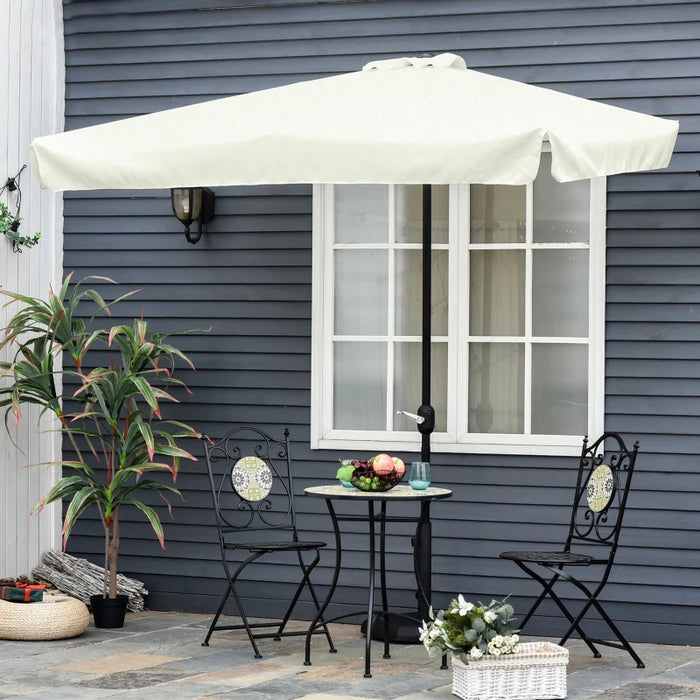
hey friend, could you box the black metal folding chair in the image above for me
[500,433,644,667]
[201,425,335,658]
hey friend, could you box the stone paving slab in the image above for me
[589,681,698,698]
[0,610,697,699]
[57,651,182,674]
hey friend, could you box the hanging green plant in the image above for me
[0,202,41,251]
[1,166,42,252]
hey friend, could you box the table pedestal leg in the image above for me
[368,500,432,643]
[415,501,432,620]
[379,501,391,659]
[365,501,376,678]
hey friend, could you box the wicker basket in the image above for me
[451,642,568,700]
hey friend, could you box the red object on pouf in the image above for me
[1,586,44,603]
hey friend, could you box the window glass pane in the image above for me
[470,251,525,336]
[335,185,388,243]
[395,249,448,336]
[532,344,588,435]
[395,185,449,244]
[393,341,447,432]
[533,250,589,337]
[334,342,387,429]
[470,185,526,243]
[334,250,387,335]
[534,152,589,243]
[468,343,524,433]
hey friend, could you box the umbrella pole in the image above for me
[416,184,435,622]
[370,185,435,644]
[418,184,435,461]
[370,185,436,645]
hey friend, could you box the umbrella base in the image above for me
[361,610,422,644]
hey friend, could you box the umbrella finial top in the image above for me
[363,53,467,72]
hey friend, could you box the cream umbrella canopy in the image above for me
[29,52,679,461]
[30,54,677,191]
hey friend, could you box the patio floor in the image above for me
[0,610,698,699]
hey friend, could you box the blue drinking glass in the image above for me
[409,461,431,490]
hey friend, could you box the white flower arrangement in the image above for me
[419,595,520,665]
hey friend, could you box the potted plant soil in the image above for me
[0,274,202,627]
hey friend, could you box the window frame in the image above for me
[311,176,606,457]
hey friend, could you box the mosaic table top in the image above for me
[304,483,452,501]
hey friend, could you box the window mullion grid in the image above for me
[325,185,337,438]
[315,174,603,454]
[386,185,396,432]
[524,182,534,436]
[588,176,606,437]
[449,184,465,440]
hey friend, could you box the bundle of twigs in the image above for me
[32,550,148,612]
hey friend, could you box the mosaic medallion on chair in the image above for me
[586,464,614,512]
[231,456,273,501]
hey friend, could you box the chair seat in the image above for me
[500,550,592,565]
[225,540,327,552]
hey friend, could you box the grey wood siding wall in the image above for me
[60,0,699,645]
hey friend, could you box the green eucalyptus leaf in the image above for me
[464,628,478,643]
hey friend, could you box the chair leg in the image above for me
[517,567,564,630]
[306,500,343,666]
[202,581,232,647]
[295,549,336,653]
[590,598,645,668]
[273,550,323,639]
[273,553,314,639]
[515,561,602,658]
[227,580,263,658]
[556,573,602,646]
[556,572,645,668]
[217,551,267,658]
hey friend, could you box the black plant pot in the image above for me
[90,594,129,628]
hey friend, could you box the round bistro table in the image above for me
[303,483,452,678]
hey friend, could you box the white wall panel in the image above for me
[0,0,64,577]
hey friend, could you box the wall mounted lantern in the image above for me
[170,187,215,244]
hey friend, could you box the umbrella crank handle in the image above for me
[395,407,435,434]
[396,410,425,425]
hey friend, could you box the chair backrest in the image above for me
[566,432,639,555]
[204,425,298,537]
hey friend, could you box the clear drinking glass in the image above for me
[409,462,431,490]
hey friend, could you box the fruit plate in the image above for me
[351,463,404,492]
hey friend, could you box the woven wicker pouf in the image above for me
[0,594,90,641]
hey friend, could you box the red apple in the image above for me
[372,453,394,475]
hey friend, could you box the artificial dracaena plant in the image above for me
[0,273,202,598]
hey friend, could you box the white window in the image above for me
[311,153,606,455]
